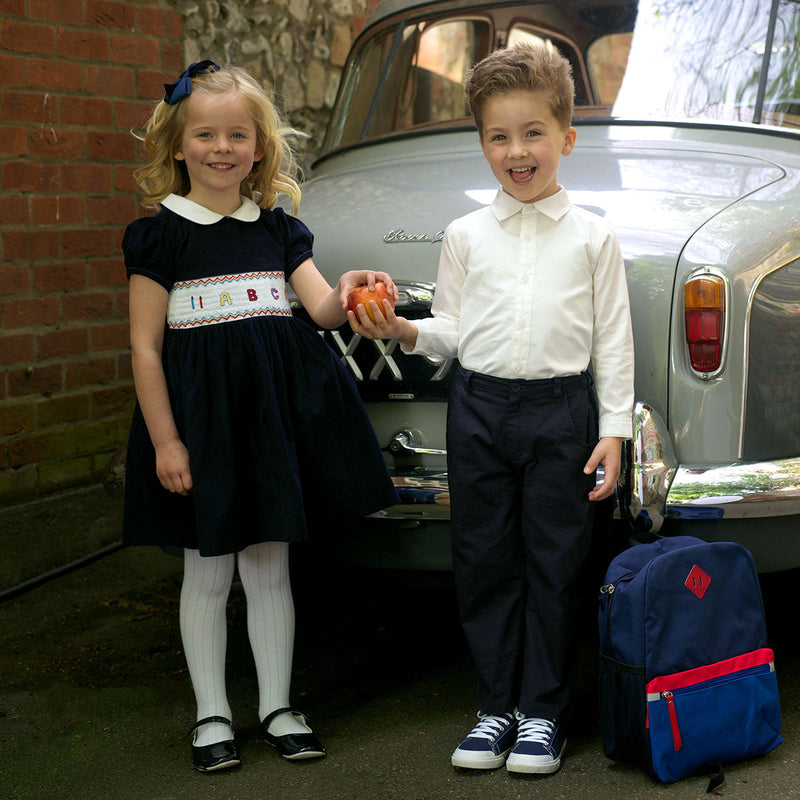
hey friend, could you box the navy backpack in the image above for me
[598,535,782,783]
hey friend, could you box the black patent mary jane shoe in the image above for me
[261,707,326,761]
[190,715,241,772]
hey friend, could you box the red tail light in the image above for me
[684,273,725,374]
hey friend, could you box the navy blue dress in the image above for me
[122,195,397,556]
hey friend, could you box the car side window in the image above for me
[324,18,490,150]
[587,33,633,107]
[384,19,490,134]
[507,27,592,106]
[325,27,399,149]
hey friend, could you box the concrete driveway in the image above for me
[1,544,797,800]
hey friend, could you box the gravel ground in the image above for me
[1,544,797,800]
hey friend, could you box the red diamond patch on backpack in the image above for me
[685,564,711,599]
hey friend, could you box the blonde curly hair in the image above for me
[134,64,302,213]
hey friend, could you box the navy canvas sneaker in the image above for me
[505,716,566,774]
[451,712,517,769]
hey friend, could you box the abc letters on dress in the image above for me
[167,271,291,329]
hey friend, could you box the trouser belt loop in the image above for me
[553,377,562,397]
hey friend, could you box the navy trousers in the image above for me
[447,365,597,720]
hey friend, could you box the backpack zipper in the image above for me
[663,692,682,751]
[599,570,636,650]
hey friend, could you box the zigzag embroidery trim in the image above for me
[174,272,283,288]
[169,306,292,328]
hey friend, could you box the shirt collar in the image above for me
[490,186,571,222]
[161,194,262,224]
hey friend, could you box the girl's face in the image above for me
[480,88,576,204]
[175,89,264,213]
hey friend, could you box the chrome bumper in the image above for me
[375,468,451,520]
[375,405,800,529]
[620,402,800,531]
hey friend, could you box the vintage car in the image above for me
[287,0,800,571]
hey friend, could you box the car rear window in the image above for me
[322,0,800,154]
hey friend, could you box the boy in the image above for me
[350,42,634,774]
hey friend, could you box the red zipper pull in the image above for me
[663,691,682,751]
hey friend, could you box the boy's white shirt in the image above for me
[405,187,635,439]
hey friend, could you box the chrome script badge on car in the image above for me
[383,229,444,243]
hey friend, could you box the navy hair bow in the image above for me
[163,60,221,105]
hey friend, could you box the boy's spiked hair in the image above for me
[464,42,575,136]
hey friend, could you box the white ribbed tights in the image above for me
[180,541,305,746]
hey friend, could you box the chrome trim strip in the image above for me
[394,281,435,310]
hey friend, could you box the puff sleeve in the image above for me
[269,208,314,277]
[122,214,178,290]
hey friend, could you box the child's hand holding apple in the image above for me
[339,271,417,348]
[346,281,395,323]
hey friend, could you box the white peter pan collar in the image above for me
[161,194,262,224]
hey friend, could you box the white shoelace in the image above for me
[467,713,514,741]
[515,717,556,745]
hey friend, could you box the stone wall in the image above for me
[170,0,377,169]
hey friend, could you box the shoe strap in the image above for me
[261,706,309,729]
[190,715,234,737]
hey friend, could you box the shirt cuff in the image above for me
[598,413,634,440]
[401,319,454,360]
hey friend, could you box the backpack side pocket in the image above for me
[599,652,651,768]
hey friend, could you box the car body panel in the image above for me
[287,0,800,570]
[299,124,791,460]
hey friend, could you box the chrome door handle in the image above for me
[384,428,446,457]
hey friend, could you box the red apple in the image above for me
[346,281,394,323]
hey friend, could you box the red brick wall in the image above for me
[0,0,184,503]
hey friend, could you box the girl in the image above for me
[123,60,398,773]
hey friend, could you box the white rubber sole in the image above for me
[505,739,566,774]
[451,746,512,770]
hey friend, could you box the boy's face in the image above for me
[480,89,576,204]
